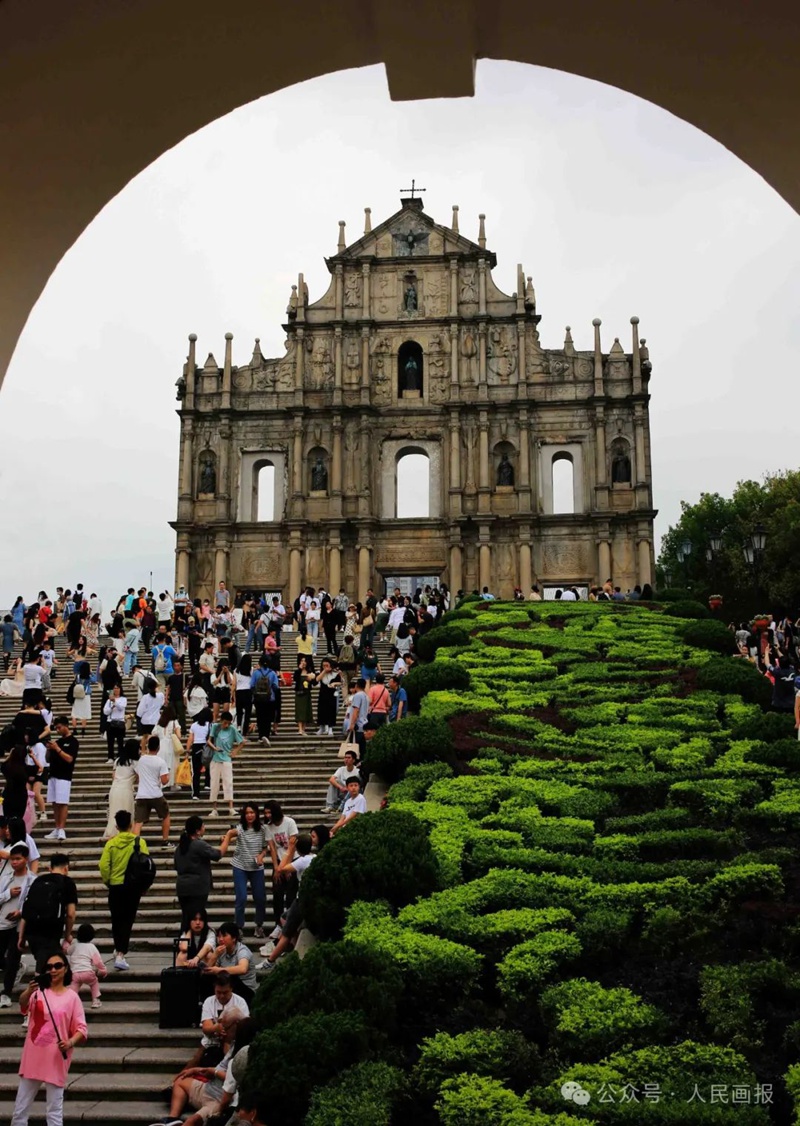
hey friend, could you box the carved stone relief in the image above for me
[375,271,396,316]
[460,268,478,304]
[240,547,282,584]
[344,272,361,308]
[460,327,478,384]
[343,334,360,388]
[428,332,449,402]
[305,335,334,390]
[425,271,448,317]
[344,422,359,494]
[487,327,518,384]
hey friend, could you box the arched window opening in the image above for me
[552,454,574,515]
[396,450,430,517]
[398,340,424,398]
[255,462,275,521]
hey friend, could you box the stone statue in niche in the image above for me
[611,442,632,484]
[404,281,418,312]
[403,354,421,392]
[198,452,216,495]
[497,453,515,487]
[311,457,329,492]
[640,338,652,377]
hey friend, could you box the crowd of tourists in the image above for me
[0,578,449,1126]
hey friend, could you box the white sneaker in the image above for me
[259,942,275,957]
[0,994,11,1008]
[21,1015,28,1028]
[268,925,282,941]
[57,829,67,841]
[114,957,130,971]
[207,808,218,817]
[44,829,60,840]
[91,998,102,1009]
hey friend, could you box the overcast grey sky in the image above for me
[1,61,798,613]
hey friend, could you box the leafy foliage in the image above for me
[362,716,454,782]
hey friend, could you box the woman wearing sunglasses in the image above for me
[10,953,87,1126]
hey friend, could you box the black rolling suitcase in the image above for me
[159,938,201,1028]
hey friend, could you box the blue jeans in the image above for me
[123,650,138,675]
[233,866,266,929]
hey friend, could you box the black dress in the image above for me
[1,760,29,819]
[317,671,341,727]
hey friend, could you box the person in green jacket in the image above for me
[98,810,149,971]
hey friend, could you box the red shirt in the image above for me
[38,606,52,624]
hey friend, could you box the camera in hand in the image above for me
[35,969,52,989]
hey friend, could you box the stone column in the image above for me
[360,327,371,406]
[289,546,302,598]
[634,409,646,485]
[217,423,230,521]
[449,411,462,517]
[294,328,305,392]
[478,412,490,514]
[179,418,194,498]
[478,258,487,315]
[328,544,341,595]
[518,411,531,514]
[449,542,463,593]
[333,326,343,407]
[478,323,487,387]
[519,541,532,595]
[516,319,526,388]
[449,258,458,316]
[331,416,343,492]
[185,334,197,411]
[638,538,652,586]
[449,322,459,389]
[361,262,371,319]
[595,413,607,484]
[214,542,229,587]
[334,264,343,320]
[221,332,233,410]
[175,540,190,591]
[598,539,612,584]
[357,544,371,601]
[479,538,492,591]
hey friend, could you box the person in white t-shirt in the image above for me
[256,833,319,972]
[132,736,170,846]
[330,778,367,836]
[183,975,250,1068]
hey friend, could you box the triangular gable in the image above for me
[334,203,488,262]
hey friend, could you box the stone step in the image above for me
[0,1045,187,1070]
[0,1098,169,1123]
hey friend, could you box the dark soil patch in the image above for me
[546,616,566,630]
[447,711,499,757]
[528,705,578,734]
[481,636,541,651]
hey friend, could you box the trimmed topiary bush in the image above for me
[731,711,796,742]
[305,1061,406,1126]
[403,660,472,711]
[415,623,472,661]
[693,656,773,708]
[437,1076,582,1126]
[497,932,583,1000]
[747,738,800,769]
[242,1010,373,1123]
[665,600,712,619]
[540,978,666,1059]
[362,716,454,782]
[300,810,440,939]
[413,1028,540,1097]
[682,619,738,654]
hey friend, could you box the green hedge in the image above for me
[665,600,712,619]
[437,1076,584,1126]
[693,657,773,708]
[362,716,455,782]
[731,711,796,742]
[403,660,472,711]
[300,810,440,939]
[682,619,738,654]
[415,624,472,661]
[413,1029,540,1097]
[540,978,666,1059]
[305,1061,406,1125]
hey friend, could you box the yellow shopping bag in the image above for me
[175,757,192,787]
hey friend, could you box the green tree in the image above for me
[657,471,800,613]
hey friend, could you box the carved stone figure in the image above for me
[344,273,361,307]
[403,354,421,392]
[198,451,216,495]
[497,453,515,487]
[404,281,418,312]
[640,338,652,377]
[175,375,186,401]
[460,269,478,303]
[611,444,632,484]
[460,329,478,383]
[311,456,329,492]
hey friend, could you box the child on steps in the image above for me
[65,922,107,1009]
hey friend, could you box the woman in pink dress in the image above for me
[11,953,88,1126]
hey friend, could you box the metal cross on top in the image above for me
[400,178,426,199]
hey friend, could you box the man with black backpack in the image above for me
[18,853,77,964]
[249,657,279,747]
[99,811,153,971]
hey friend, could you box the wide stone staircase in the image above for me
[0,629,389,1124]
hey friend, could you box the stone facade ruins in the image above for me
[171,197,657,600]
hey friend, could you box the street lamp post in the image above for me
[743,523,767,606]
[676,539,692,589]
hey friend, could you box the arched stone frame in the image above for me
[380,438,442,519]
[609,435,633,486]
[493,438,517,489]
[397,339,424,399]
[539,442,585,514]
[238,449,287,521]
[306,444,330,495]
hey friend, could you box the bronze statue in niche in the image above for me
[611,441,631,484]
